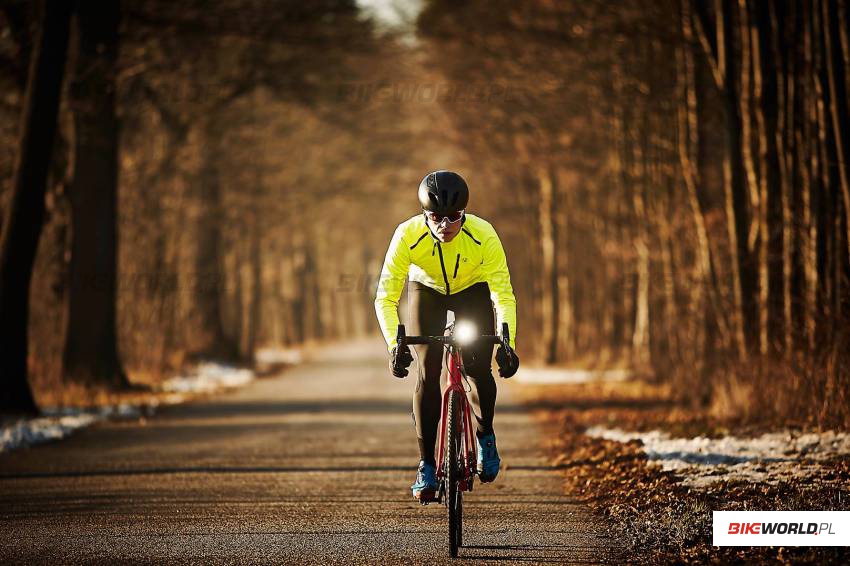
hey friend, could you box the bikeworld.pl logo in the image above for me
[713,511,849,546]
[727,522,835,535]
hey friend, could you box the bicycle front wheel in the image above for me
[445,389,463,558]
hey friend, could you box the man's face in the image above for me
[426,212,463,243]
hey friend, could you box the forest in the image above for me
[1,0,849,428]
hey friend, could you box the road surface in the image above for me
[0,339,614,564]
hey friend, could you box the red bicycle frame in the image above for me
[434,348,477,492]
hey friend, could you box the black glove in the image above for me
[389,345,414,378]
[495,344,519,378]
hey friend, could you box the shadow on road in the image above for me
[0,463,579,480]
[461,542,600,562]
[161,397,673,419]
[0,465,413,480]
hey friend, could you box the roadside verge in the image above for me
[515,374,850,564]
[0,346,302,454]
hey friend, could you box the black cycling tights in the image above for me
[408,281,497,465]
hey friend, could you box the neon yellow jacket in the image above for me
[375,213,517,351]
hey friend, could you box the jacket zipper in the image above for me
[453,253,460,279]
[435,242,451,295]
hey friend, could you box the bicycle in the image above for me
[396,320,511,558]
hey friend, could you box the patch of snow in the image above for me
[515,367,631,384]
[586,426,850,488]
[355,0,424,47]
[1,402,162,454]
[1,413,100,453]
[160,363,254,394]
[44,404,144,419]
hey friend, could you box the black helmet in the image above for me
[418,170,469,214]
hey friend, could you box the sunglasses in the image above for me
[424,209,465,224]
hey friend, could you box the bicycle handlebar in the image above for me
[397,322,510,349]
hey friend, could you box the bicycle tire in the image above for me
[456,477,463,548]
[445,389,463,558]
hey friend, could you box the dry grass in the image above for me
[705,348,850,430]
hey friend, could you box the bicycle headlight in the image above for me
[454,321,477,345]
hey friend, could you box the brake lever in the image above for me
[396,324,407,348]
[497,322,514,377]
[500,322,511,354]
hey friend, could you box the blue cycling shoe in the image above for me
[477,433,501,483]
[411,460,437,500]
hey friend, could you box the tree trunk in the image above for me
[63,0,128,387]
[631,128,650,368]
[753,0,786,354]
[0,0,73,413]
[555,169,575,360]
[538,165,559,364]
[279,254,294,346]
[779,0,797,353]
[812,0,835,344]
[244,224,262,364]
[608,81,634,357]
[822,0,850,271]
[694,0,755,356]
[315,233,334,341]
[737,0,765,354]
[677,2,731,350]
[232,250,244,356]
[798,0,820,349]
[190,118,239,361]
[299,243,320,341]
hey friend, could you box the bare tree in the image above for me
[63,0,129,387]
[0,0,73,413]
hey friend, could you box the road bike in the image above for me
[396,320,511,558]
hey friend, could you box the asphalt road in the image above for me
[0,339,614,564]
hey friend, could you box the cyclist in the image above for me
[375,170,520,501]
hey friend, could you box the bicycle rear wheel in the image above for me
[445,389,463,558]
